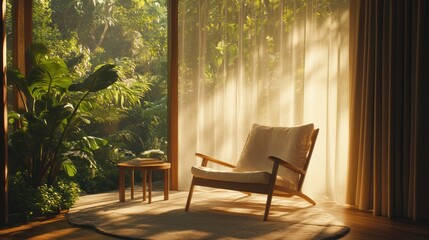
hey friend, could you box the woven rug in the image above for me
[67,187,349,240]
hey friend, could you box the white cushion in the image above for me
[192,166,271,184]
[191,166,297,190]
[235,123,314,186]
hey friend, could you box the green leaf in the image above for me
[77,115,91,124]
[7,111,21,124]
[68,64,119,92]
[27,59,71,98]
[82,136,108,150]
[40,103,74,132]
[61,160,77,177]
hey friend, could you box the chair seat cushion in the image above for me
[192,166,271,184]
[191,166,297,190]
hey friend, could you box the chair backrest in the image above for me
[296,128,319,191]
[235,123,315,187]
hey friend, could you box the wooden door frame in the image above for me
[168,0,178,191]
[1,0,33,226]
[1,0,8,226]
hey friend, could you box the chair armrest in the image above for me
[268,156,305,175]
[195,153,236,168]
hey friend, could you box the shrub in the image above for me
[32,184,62,216]
[54,180,81,210]
[9,173,81,218]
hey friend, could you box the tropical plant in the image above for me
[7,43,120,188]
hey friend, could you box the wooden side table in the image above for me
[118,158,171,203]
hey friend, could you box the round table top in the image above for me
[117,158,171,170]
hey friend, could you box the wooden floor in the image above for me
[317,202,429,240]
[1,198,429,239]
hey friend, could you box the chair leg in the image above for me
[298,192,316,205]
[185,178,195,212]
[264,161,279,221]
[263,191,274,221]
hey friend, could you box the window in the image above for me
[178,0,349,202]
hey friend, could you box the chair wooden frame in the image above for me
[185,128,319,221]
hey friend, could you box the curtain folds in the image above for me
[178,0,350,202]
[347,0,429,220]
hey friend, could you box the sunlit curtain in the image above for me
[347,0,429,220]
[178,0,350,202]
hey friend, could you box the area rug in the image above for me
[67,187,350,240]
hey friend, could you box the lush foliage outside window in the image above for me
[6,0,168,218]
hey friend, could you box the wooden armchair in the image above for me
[185,123,319,221]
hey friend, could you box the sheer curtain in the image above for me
[178,0,350,202]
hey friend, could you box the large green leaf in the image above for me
[61,160,77,177]
[68,64,119,93]
[27,59,71,98]
[40,103,75,133]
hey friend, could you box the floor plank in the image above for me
[317,201,429,240]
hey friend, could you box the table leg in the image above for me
[164,169,169,200]
[131,170,134,199]
[143,170,147,201]
[148,170,152,204]
[119,168,125,202]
